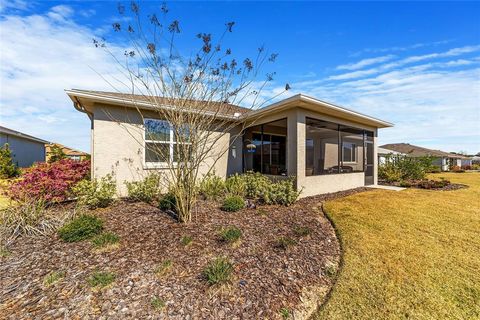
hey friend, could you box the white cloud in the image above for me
[0,0,31,13]
[0,6,126,152]
[337,55,395,71]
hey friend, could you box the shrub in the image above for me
[221,195,245,212]
[472,164,480,170]
[9,159,90,202]
[203,257,233,285]
[154,259,173,277]
[47,144,67,163]
[158,193,176,211]
[151,297,166,310]
[225,174,246,197]
[91,232,119,248]
[379,155,433,182]
[199,173,225,201]
[58,214,103,242]
[242,172,271,199]
[44,270,65,286]
[73,175,116,209]
[264,179,300,206]
[399,180,412,188]
[219,226,242,243]
[180,235,193,246]
[125,173,161,203]
[276,237,297,250]
[88,271,115,288]
[279,308,291,319]
[0,143,19,178]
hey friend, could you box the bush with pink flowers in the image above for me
[9,159,90,203]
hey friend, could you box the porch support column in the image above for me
[287,108,306,191]
[373,128,378,185]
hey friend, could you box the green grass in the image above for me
[218,226,242,243]
[91,232,120,248]
[88,271,115,288]
[180,235,193,246]
[203,257,233,285]
[154,259,173,277]
[151,296,166,310]
[43,270,66,286]
[315,172,480,319]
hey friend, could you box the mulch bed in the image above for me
[0,189,366,319]
[379,179,468,191]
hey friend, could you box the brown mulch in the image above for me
[0,188,367,319]
[379,179,468,191]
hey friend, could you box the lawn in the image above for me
[316,172,480,319]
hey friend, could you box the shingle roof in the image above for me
[69,89,251,117]
[380,143,469,159]
[46,143,89,157]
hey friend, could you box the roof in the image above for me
[67,89,393,128]
[0,126,49,144]
[378,147,404,155]
[46,143,89,157]
[380,143,469,159]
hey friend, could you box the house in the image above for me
[377,147,405,165]
[46,143,89,162]
[380,143,470,171]
[66,89,393,197]
[0,126,49,167]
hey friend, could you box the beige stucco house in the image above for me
[67,89,393,197]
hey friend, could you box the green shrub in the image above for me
[279,308,291,319]
[73,175,116,209]
[225,174,246,197]
[180,235,193,246]
[203,257,233,285]
[276,237,297,250]
[158,193,176,211]
[91,232,119,248]
[44,270,66,286]
[199,173,225,201]
[264,179,300,206]
[88,271,115,288]
[151,296,166,310]
[47,144,67,163]
[125,173,161,203]
[58,214,103,242]
[0,143,19,178]
[399,180,412,188]
[242,172,271,199]
[379,155,434,182]
[221,195,245,212]
[219,226,242,243]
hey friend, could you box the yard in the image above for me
[315,172,480,319]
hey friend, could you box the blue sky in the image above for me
[1,1,479,153]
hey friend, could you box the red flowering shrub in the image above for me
[9,159,90,203]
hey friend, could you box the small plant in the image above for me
[154,259,173,277]
[91,232,119,248]
[221,195,245,212]
[279,308,291,319]
[180,235,193,246]
[242,172,271,199]
[219,226,242,243]
[151,296,166,310]
[0,247,10,258]
[293,226,312,237]
[158,193,176,211]
[88,271,115,288]
[399,180,412,188]
[73,175,116,209]
[58,214,103,242]
[324,261,337,279]
[256,208,268,216]
[264,179,300,206]
[44,270,65,286]
[276,237,297,250]
[47,144,67,163]
[125,173,161,203]
[199,173,225,201]
[0,143,19,178]
[225,173,246,197]
[203,257,233,285]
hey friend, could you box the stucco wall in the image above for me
[300,173,365,197]
[0,134,45,167]
[91,103,237,196]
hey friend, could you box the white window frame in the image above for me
[342,142,357,163]
[144,119,190,169]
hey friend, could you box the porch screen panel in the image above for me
[305,118,340,175]
[340,126,364,173]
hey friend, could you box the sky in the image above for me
[0,1,479,154]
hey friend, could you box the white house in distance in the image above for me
[67,89,393,197]
[0,126,49,167]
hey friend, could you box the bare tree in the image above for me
[94,2,288,222]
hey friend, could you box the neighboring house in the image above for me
[377,147,405,165]
[46,143,89,162]
[0,126,49,167]
[67,89,393,197]
[380,143,470,171]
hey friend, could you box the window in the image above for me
[342,142,356,162]
[306,118,366,175]
[144,119,191,164]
